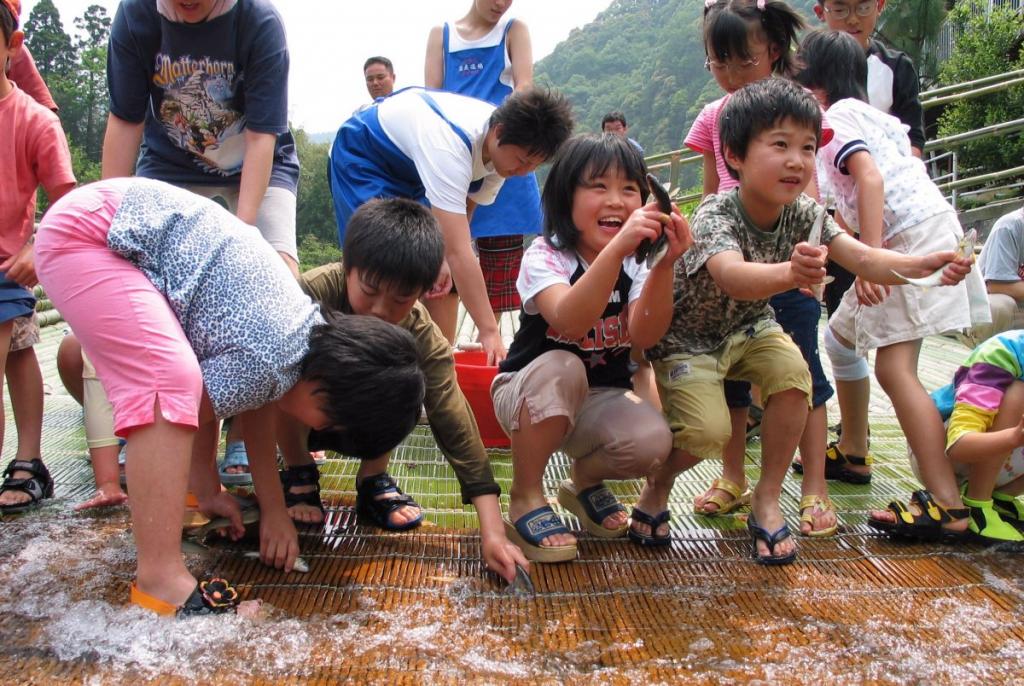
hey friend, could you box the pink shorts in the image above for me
[34,180,203,437]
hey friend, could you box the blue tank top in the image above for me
[440,17,541,239]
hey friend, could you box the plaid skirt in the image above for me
[477,235,525,312]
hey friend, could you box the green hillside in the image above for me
[535,0,818,181]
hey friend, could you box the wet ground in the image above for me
[0,324,1022,684]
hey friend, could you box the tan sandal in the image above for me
[693,477,750,516]
[799,494,838,537]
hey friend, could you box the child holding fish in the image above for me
[629,77,974,564]
[795,29,991,540]
[684,0,839,538]
[492,133,686,561]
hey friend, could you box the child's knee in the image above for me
[673,412,731,458]
[824,326,868,381]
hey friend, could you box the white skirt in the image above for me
[829,211,991,356]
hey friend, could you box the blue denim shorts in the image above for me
[0,272,35,325]
[724,289,833,410]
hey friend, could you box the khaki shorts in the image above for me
[185,184,298,261]
[491,350,671,479]
[652,320,811,458]
[9,312,39,352]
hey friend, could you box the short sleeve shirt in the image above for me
[978,210,1024,283]
[376,89,504,213]
[817,98,949,242]
[647,191,842,359]
[499,238,649,388]
[685,96,738,194]
[107,0,300,191]
[107,179,323,417]
[0,85,75,259]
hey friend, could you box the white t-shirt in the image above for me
[376,89,504,214]
[817,97,950,242]
[978,210,1024,283]
[518,238,650,315]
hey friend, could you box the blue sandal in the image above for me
[627,508,672,547]
[503,505,577,563]
[747,513,797,566]
[556,480,627,538]
[356,473,423,531]
[218,442,252,487]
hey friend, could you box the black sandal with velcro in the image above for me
[868,489,969,543]
[0,459,54,514]
[279,463,324,516]
[356,472,423,531]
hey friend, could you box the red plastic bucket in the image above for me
[453,350,511,449]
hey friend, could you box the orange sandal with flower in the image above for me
[131,578,241,617]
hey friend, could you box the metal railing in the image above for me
[645,70,1024,213]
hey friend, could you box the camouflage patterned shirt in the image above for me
[646,190,842,359]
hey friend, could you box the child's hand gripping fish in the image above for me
[890,229,978,287]
[634,174,672,268]
[806,203,834,300]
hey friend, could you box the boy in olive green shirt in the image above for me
[278,198,528,582]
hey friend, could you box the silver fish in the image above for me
[242,551,310,574]
[505,563,535,597]
[891,229,977,287]
[806,203,834,299]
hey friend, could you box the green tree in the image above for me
[23,0,76,82]
[936,0,1024,179]
[875,0,948,84]
[293,127,338,248]
[71,5,111,161]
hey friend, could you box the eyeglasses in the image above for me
[822,1,877,20]
[704,50,768,74]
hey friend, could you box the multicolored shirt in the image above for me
[500,238,649,389]
[647,190,842,359]
[107,178,323,418]
[933,330,1024,449]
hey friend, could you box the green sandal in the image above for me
[962,494,1024,545]
[992,490,1024,527]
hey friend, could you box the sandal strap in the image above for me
[0,459,52,503]
[357,472,403,498]
[629,507,671,528]
[280,462,320,489]
[220,443,249,469]
[992,490,1024,522]
[574,483,626,523]
[826,443,872,467]
[911,489,969,524]
[799,494,834,515]
[512,506,571,546]
[710,477,744,500]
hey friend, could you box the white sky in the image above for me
[21,0,613,133]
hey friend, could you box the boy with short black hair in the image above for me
[0,0,76,514]
[629,78,973,565]
[328,86,573,363]
[279,198,529,583]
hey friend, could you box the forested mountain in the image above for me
[534,0,817,165]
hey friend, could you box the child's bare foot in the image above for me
[74,482,128,511]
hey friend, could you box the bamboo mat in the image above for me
[0,325,1022,685]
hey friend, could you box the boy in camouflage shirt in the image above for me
[628,78,975,565]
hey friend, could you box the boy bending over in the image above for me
[629,78,972,565]
[279,199,528,581]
